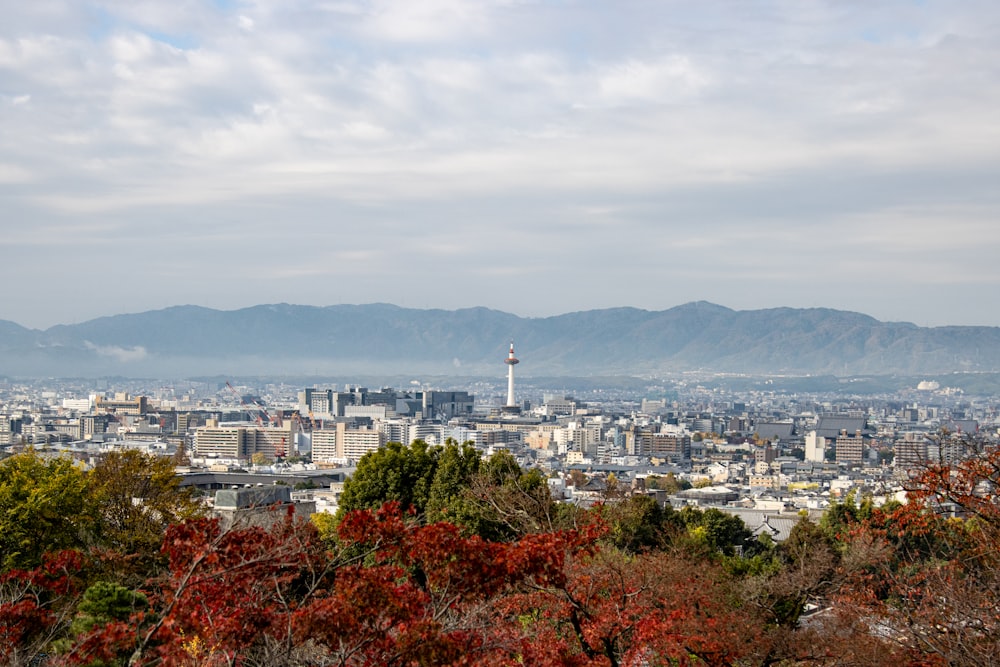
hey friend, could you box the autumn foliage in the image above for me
[830,446,1000,667]
[0,495,772,666]
[4,443,1000,665]
[0,550,86,664]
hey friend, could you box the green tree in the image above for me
[465,450,557,539]
[679,506,752,557]
[89,449,205,558]
[335,443,556,540]
[425,440,482,524]
[69,580,148,637]
[336,440,442,519]
[310,511,339,547]
[646,472,691,494]
[602,494,669,553]
[739,517,840,627]
[0,450,93,570]
[819,490,878,542]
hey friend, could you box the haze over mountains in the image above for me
[1,302,999,379]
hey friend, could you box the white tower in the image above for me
[504,342,519,408]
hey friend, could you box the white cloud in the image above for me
[112,62,134,79]
[596,56,709,106]
[0,163,33,183]
[361,0,493,42]
[84,342,149,363]
[342,120,389,141]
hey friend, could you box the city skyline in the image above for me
[2,1,1000,330]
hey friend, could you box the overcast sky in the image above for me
[2,0,999,330]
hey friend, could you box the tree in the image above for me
[568,469,588,489]
[646,472,690,494]
[679,506,752,557]
[336,440,442,519]
[465,450,558,539]
[0,450,93,570]
[601,472,625,500]
[739,517,839,628]
[295,502,589,666]
[599,494,677,553]
[831,445,1000,666]
[66,502,599,667]
[309,511,339,548]
[171,445,190,467]
[819,490,879,543]
[66,581,148,639]
[425,439,482,525]
[338,442,558,541]
[501,544,766,666]
[11,486,978,666]
[0,550,86,665]
[63,508,333,666]
[89,450,205,559]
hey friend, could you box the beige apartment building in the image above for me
[312,422,387,464]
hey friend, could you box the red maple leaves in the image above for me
[14,443,1000,667]
[0,550,85,663]
[12,500,766,666]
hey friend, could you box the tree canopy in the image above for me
[89,449,204,556]
[0,451,92,570]
[4,443,1000,665]
[336,439,444,517]
[336,440,558,540]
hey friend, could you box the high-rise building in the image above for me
[649,433,691,463]
[835,430,864,465]
[310,428,340,463]
[94,393,148,417]
[419,391,475,420]
[407,422,443,445]
[311,422,387,464]
[194,423,255,459]
[895,432,928,471]
[254,426,293,459]
[299,388,357,417]
[194,421,294,460]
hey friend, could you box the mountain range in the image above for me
[1,302,999,379]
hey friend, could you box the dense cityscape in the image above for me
[3,342,996,528]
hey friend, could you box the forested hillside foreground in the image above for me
[2,443,999,666]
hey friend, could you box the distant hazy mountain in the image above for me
[1,302,999,378]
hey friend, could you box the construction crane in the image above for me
[224,381,273,426]
[290,411,310,435]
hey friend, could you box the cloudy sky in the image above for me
[2,0,998,330]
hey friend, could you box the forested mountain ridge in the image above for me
[1,301,998,377]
